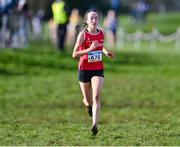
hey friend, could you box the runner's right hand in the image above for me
[89,40,99,51]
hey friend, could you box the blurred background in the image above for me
[0,0,180,145]
[0,0,180,49]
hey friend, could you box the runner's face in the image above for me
[86,12,99,28]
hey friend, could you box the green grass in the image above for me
[0,25,180,146]
[0,39,180,145]
[0,11,179,145]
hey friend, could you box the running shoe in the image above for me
[91,125,98,136]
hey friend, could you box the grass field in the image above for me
[0,40,180,145]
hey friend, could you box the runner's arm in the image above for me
[101,30,115,59]
[103,47,115,59]
[72,31,98,59]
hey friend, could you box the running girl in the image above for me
[72,9,115,136]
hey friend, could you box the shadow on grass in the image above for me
[0,68,25,76]
[112,52,158,65]
[0,49,177,76]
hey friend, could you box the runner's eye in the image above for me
[90,17,98,21]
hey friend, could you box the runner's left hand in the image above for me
[106,51,115,59]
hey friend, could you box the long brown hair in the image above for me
[76,9,100,35]
[82,9,100,28]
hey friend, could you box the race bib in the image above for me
[88,50,102,63]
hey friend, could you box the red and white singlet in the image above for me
[78,29,104,70]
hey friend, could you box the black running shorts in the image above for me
[78,70,104,83]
